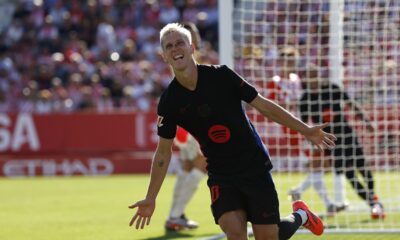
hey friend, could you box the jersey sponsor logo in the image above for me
[208,125,231,143]
[157,116,164,127]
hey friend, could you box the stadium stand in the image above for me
[0,0,219,113]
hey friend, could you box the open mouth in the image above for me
[173,54,184,60]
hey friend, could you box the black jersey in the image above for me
[157,64,272,175]
[299,83,353,135]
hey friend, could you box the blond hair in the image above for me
[159,23,192,50]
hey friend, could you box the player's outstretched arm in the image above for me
[250,94,336,151]
[128,137,174,229]
[128,198,155,229]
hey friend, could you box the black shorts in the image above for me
[207,171,280,225]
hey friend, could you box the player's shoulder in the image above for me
[158,83,179,115]
[159,78,178,103]
[198,64,234,83]
[198,63,229,72]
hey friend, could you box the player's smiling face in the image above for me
[161,31,194,71]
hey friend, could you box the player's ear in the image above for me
[191,44,195,54]
[160,51,168,63]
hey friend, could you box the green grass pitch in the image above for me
[1,173,399,240]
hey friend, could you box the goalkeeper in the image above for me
[129,23,337,239]
[299,64,384,219]
[270,47,344,216]
[288,146,347,216]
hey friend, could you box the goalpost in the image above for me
[219,0,400,234]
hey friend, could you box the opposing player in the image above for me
[164,22,208,231]
[299,65,384,219]
[271,47,342,215]
[266,47,303,157]
[129,23,337,239]
[288,145,347,216]
[165,127,206,230]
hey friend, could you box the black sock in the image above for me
[278,213,302,240]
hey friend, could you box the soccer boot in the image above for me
[326,202,348,216]
[165,214,199,231]
[370,195,385,220]
[293,200,324,236]
[180,214,199,229]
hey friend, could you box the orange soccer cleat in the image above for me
[292,200,324,236]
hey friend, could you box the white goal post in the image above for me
[219,0,400,234]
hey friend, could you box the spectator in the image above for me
[0,1,219,113]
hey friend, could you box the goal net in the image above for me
[223,0,400,233]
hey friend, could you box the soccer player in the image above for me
[129,23,337,239]
[165,127,206,231]
[299,64,385,219]
[164,22,208,231]
[271,47,341,215]
[266,46,303,159]
[288,143,347,216]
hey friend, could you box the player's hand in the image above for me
[304,122,337,151]
[128,198,155,229]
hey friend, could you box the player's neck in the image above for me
[174,61,198,91]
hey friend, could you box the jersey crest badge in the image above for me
[157,116,164,127]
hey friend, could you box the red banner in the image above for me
[0,106,398,176]
[0,112,158,153]
[0,112,158,176]
[0,152,152,177]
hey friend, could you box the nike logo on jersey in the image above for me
[157,116,164,127]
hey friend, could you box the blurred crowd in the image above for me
[0,0,398,114]
[0,0,219,113]
[233,0,399,105]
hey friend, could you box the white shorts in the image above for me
[175,134,200,161]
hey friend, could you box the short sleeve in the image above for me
[157,91,177,139]
[220,65,259,103]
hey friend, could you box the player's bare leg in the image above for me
[165,156,206,231]
[218,209,250,240]
[252,224,279,240]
